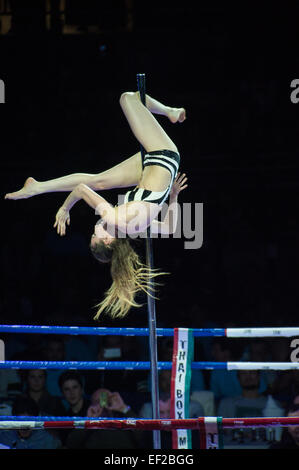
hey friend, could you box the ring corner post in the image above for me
[136,72,161,450]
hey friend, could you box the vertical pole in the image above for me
[137,73,161,450]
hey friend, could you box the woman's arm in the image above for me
[151,173,188,235]
[54,182,143,237]
[76,184,113,213]
[54,183,114,236]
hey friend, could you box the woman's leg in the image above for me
[4,152,143,200]
[119,91,183,153]
[92,151,142,190]
[145,94,186,123]
[5,92,185,200]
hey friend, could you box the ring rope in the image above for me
[0,416,131,421]
[0,325,222,336]
[0,417,299,431]
[0,325,299,337]
[1,361,299,370]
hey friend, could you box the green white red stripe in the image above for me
[199,417,223,449]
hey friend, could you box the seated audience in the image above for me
[218,370,277,446]
[65,387,140,449]
[0,396,61,449]
[22,369,65,416]
[217,370,268,418]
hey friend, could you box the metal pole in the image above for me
[137,73,161,450]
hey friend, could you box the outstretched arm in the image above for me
[54,183,114,236]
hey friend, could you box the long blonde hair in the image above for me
[90,238,167,320]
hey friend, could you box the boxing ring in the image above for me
[1,74,299,449]
[1,324,299,449]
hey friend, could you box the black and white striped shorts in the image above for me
[123,149,180,206]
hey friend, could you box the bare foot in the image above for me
[168,107,186,124]
[4,177,39,200]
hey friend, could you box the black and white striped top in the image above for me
[123,149,180,206]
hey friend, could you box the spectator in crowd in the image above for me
[0,396,61,449]
[58,370,91,448]
[270,403,299,449]
[217,370,271,447]
[217,370,268,417]
[65,388,140,449]
[22,369,65,416]
[59,371,90,417]
[209,338,267,403]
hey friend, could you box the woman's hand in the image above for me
[170,172,188,198]
[53,206,70,236]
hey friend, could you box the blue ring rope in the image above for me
[0,361,226,370]
[0,325,225,337]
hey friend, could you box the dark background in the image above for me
[0,0,299,333]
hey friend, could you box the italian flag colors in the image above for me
[171,328,194,449]
[170,328,223,449]
[199,417,223,449]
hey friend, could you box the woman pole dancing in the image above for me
[5,91,188,319]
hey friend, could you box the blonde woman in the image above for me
[5,91,188,319]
